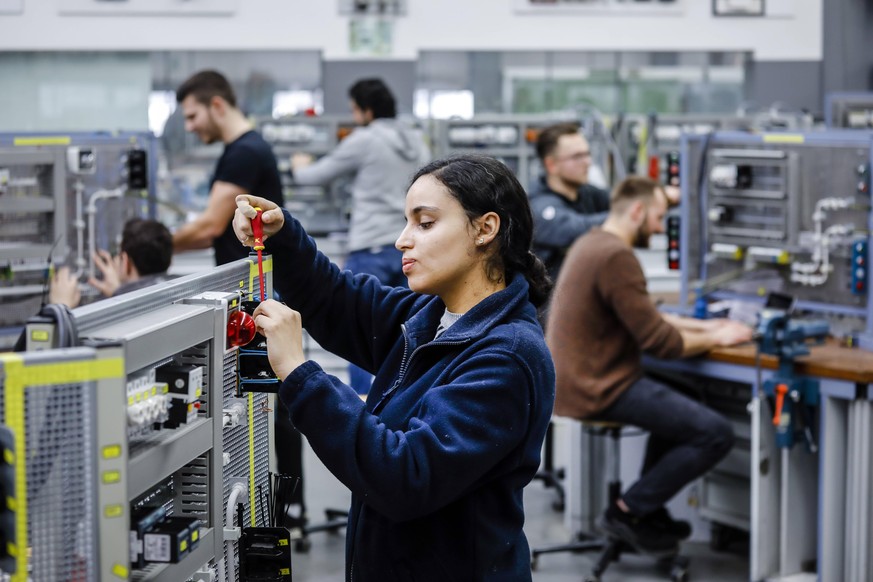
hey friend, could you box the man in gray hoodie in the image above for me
[291,78,430,393]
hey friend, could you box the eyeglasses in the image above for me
[555,151,591,163]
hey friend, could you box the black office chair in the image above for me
[530,422,690,582]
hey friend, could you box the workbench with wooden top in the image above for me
[644,338,873,582]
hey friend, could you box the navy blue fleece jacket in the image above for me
[266,211,555,581]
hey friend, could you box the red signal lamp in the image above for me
[227,310,257,348]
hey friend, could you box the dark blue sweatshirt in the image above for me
[266,211,555,581]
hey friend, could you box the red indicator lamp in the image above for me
[227,310,257,348]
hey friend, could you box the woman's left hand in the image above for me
[252,299,306,381]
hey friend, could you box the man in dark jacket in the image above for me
[529,122,610,283]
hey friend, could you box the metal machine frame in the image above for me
[1,256,274,582]
[678,130,873,348]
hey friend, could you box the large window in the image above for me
[417,50,749,116]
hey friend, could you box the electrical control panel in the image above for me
[258,115,368,237]
[3,259,275,581]
[0,132,157,348]
[679,131,873,346]
[433,114,623,191]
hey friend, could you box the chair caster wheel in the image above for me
[294,537,312,553]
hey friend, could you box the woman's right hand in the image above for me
[234,195,285,247]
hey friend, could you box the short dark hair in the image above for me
[411,155,552,307]
[176,70,237,108]
[348,78,396,119]
[121,218,173,276]
[609,176,664,214]
[535,122,582,161]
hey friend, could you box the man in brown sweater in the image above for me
[547,176,752,555]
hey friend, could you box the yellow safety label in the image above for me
[191,530,199,542]
[102,445,121,459]
[111,563,129,579]
[280,568,291,575]
[3,448,13,465]
[104,504,123,518]
[248,255,274,298]
[0,356,123,385]
[763,134,804,144]
[278,538,288,546]
[151,386,157,397]
[6,496,16,511]
[128,396,134,406]
[30,330,49,342]
[180,539,188,552]
[102,471,121,484]
[7,542,17,557]
[14,136,71,146]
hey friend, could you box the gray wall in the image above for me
[740,0,873,118]
[321,60,416,115]
[823,0,873,95]
[745,60,823,115]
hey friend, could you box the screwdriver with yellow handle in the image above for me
[252,206,266,301]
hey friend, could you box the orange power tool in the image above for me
[252,207,266,301]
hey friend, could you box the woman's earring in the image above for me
[477,238,484,245]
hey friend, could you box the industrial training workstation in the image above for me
[0,1,872,582]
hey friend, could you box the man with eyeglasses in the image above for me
[529,122,611,285]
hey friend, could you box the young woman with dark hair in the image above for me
[233,154,555,582]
